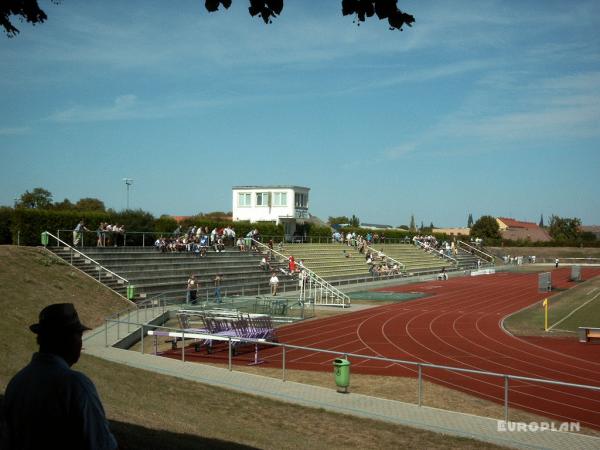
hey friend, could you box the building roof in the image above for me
[360,223,393,229]
[497,217,539,230]
[232,185,310,191]
[501,227,552,242]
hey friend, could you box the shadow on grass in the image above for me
[0,394,258,450]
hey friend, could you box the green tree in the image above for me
[467,213,474,228]
[2,0,415,37]
[409,214,416,232]
[328,216,350,225]
[548,215,581,241]
[470,215,501,240]
[75,197,106,211]
[53,198,75,210]
[17,187,53,209]
[349,214,360,227]
[539,214,545,228]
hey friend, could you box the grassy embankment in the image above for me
[5,246,599,446]
[0,245,507,450]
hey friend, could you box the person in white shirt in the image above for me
[269,273,279,296]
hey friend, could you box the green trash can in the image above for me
[126,284,136,300]
[333,358,351,393]
[41,232,49,246]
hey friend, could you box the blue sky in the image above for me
[1,0,599,227]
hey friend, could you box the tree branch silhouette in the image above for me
[2,0,414,37]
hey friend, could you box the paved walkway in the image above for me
[83,306,600,450]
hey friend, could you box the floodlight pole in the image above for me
[123,178,133,210]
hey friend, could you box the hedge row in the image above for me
[1,209,335,246]
[3,208,597,248]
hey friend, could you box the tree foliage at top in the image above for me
[548,215,581,241]
[0,0,53,37]
[342,0,414,30]
[470,215,501,240]
[467,213,474,228]
[2,0,414,37]
[17,187,53,209]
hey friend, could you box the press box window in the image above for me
[256,192,269,206]
[238,193,251,207]
[273,192,287,206]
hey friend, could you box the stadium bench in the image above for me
[578,327,600,344]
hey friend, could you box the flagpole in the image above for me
[543,298,548,331]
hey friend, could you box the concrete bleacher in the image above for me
[49,246,297,301]
[365,243,450,274]
[278,242,455,281]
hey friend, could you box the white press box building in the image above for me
[232,185,310,239]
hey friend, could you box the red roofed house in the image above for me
[496,217,551,242]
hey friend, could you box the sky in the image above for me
[1,0,599,227]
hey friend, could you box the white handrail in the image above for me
[251,239,351,307]
[458,240,495,263]
[413,238,458,265]
[44,231,130,285]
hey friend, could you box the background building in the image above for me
[232,185,310,239]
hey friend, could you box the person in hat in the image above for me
[3,303,117,450]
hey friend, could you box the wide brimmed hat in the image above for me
[30,303,91,335]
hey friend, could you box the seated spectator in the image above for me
[437,267,448,281]
[236,237,246,252]
[214,236,225,253]
[259,256,271,272]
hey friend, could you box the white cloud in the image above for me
[0,127,30,136]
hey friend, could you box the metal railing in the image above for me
[43,231,130,288]
[414,239,459,265]
[458,240,495,264]
[57,229,179,248]
[251,239,351,307]
[363,243,406,272]
[107,317,600,424]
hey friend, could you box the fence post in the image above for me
[504,376,509,423]
[282,345,286,382]
[141,325,144,354]
[228,338,232,371]
[105,319,108,348]
[182,331,185,362]
[418,364,423,407]
[143,233,145,247]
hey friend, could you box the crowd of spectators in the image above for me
[154,225,240,256]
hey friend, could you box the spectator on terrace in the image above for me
[555,258,559,268]
[236,237,246,252]
[173,225,181,237]
[214,236,225,253]
[96,223,105,247]
[4,303,117,450]
[438,267,448,281]
[72,220,89,247]
[288,256,297,274]
[269,272,279,296]
[259,256,271,272]
[186,275,198,305]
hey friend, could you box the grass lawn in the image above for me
[503,273,600,336]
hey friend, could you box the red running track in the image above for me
[165,268,600,429]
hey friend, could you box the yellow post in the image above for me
[543,298,548,331]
